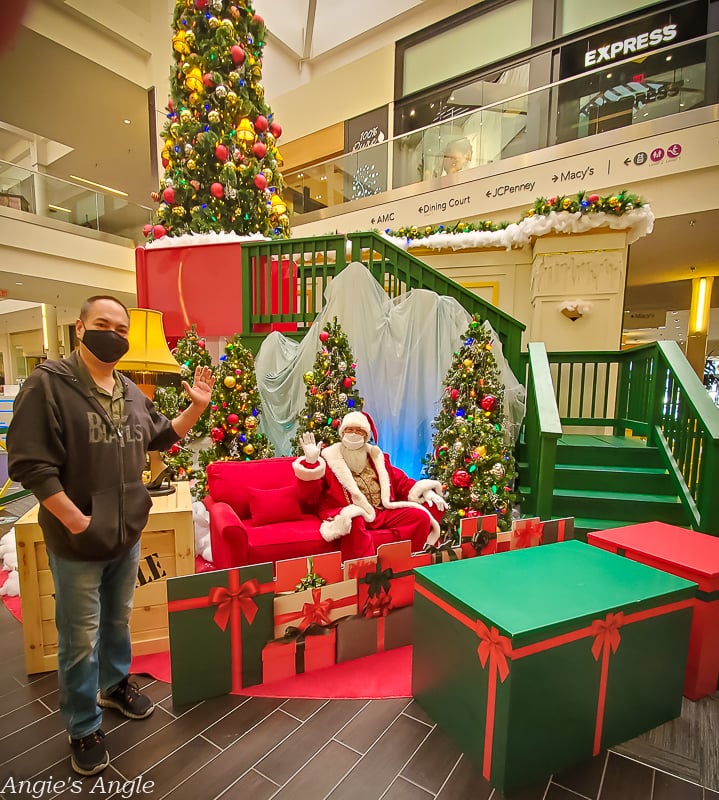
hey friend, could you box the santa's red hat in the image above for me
[339,411,378,443]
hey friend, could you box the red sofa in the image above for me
[205,457,401,569]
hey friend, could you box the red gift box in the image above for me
[540,517,575,544]
[510,517,542,550]
[459,514,501,557]
[588,521,719,700]
[262,626,336,683]
[336,604,413,662]
[345,540,431,612]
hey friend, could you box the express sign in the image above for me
[584,24,678,67]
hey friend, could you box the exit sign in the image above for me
[0,289,7,298]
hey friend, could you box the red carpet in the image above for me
[1,563,412,699]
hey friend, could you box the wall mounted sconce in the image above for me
[559,299,593,322]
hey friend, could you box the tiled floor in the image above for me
[0,495,717,800]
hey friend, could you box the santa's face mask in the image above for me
[342,433,366,450]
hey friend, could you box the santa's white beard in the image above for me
[341,443,369,474]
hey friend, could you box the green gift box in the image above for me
[167,563,275,706]
[412,541,696,795]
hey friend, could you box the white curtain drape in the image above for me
[254,261,525,478]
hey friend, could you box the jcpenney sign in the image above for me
[584,24,677,67]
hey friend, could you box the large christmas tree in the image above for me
[424,317,518,538]
[195,334,274,497]
[291,318,364,453]
[146,0,289,240]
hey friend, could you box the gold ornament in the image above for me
[245,417,258,430]
[270,194,287,215]
[187,159,196,170]
[208,109,220,123]
[463,358,473,368]
[190,205,201,215]
[262,168,273,181]
[223,375,236,388]
[189,91,201,105]
[179,109,192,123]
[185,30,196,48]
[172,31,190,55]
[242,443,255,455]
[226,91,237,104]
[236,118,255,143]
[185,67,203,93]
[170,122,180,136]
[172,206,186,216]
[208,16,220,28]
[221,19,235,33]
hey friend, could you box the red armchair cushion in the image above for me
[248,485,302,527]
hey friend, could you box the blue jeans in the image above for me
[48,541,140,738]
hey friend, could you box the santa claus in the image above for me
[293,411,447,560]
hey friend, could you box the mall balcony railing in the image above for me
[284,31,719,219]
[0,160,153,245]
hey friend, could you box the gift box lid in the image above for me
[587,522,719,591]
[415,541,696,642]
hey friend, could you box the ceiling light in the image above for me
[48,204,71,214]
[409,109,416,117]
[666,55,672,62]
[69,175,128,197]
[15,282,23,286]
[320,175,327,180]
[123,119,131,125]
[606,73,612,79]
[297,172,304,178]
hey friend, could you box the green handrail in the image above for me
[524,343,562,519]
[348,232,525,376]
[238,232,526,376]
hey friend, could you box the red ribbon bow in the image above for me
[514,520,543,549]
[300,587,335,630]
[207,578,260,631]
[364,592,393,618]
[590,612,624,660]
[476,619,512,681]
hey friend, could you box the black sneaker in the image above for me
[98,677,154,720]
[69,729,109,776]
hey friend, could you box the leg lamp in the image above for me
[116,308,182,496]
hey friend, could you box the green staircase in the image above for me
[519,433,691,540]
[522,342,719,537]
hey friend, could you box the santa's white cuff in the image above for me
[293,457,326,481]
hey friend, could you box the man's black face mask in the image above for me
[81,328,130,364]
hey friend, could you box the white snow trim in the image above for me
[408,479,443,505]
[144,231,270,249]
[381,206,654,251]
[293,457,326,481]
[319,505,368,541]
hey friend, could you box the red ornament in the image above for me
[215,144,228,162]
[161,158,169,169]
[227,413,239,425]
[450,388,459,400]
[198,340,206,349]
[548,196,556,205]
[588,194,600,203]
[252,141,267,159]
[210,427,225,443]
[253,13,265,25]
[451,469,472,488]
[202,73,215,88]
[142,224,152,237]
[168,443,181,456]
[269,121,282,139]
[150,191,160,203]
[253,172,267,190]
[167,99,174,113]
[332,419,340,428]
[190,179,200,191]
[162,187,175,204]
[480,395,497,412]
[254,115,268,133]
[210,182,224,198]
[152,224,166,238]
[230,44,245,64]
[342,377,353,388]
[319,331,330,342]
[195,0,208,7]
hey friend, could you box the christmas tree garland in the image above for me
[381,190,653,250]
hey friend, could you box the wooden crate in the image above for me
[16,482,194,674]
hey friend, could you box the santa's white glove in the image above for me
[299,432,321,464]
[424,490,448,511]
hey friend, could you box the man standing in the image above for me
[7,296,215,776]
[294,411,447,560]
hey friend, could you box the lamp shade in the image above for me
[116,309,181,373]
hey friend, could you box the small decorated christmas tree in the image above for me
[152,325,213,481]
[146,0,289,241]
[292,318,363,453]
[424,317,518,538]
[195,334,273,498]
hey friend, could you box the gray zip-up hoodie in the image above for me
[7,351,180,561]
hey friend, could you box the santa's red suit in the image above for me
[293,442,444,560]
